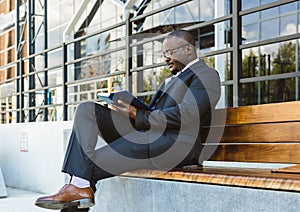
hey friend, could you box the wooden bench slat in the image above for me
[208,144,300,163]
[223,101,300,125]
[123,167,300,192]
[205,122,300,143]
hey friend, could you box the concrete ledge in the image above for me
[91,177,300,212]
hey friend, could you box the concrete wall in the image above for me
[0,121,73,194]
[91,177,300,212]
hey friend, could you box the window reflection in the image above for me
[140,0,215,33]
[48,25,66,49]
[242,0,259,10]
[242,23,258,44]
[243,40,297,78]
[242,13,259,25]
[241,78,296,106]
[261,0,278,5]
[242,2,299,44]
[261,7,279,19]
[132,67,170,94]
[241,39,298,106]
[280,14,297,36]
[260,18,279,40]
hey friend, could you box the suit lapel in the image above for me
[153,68,191,106]
[149,83,165,107]
[163,76,178,92]
[149,59,204,107]
[163,67,190,93]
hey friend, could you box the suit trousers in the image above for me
[62,102,200,190]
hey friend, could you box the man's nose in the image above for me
[164,56,171,62]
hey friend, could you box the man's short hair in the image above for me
[167,29,195,46]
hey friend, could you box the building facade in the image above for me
[0,0,299,123]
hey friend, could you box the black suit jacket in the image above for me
[135,58,220,141]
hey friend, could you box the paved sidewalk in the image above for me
[0,187,50,212]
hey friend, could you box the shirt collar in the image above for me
[164,58,199,85]
[181,58,199,73]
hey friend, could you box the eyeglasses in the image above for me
[161,44,190,58]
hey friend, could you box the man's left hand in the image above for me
[111,100,137,120]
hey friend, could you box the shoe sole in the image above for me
[35,198,95,210]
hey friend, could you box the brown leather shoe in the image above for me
[35,184,95,210]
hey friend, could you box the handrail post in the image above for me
[126,13,133,92]
[232,0,242,107]
[62,43,68,121]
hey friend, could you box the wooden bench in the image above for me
[124,101,300,192]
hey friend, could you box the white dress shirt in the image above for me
[164,58,199,85]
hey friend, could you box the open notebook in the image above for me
[97,90,150,110]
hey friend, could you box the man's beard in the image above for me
[170,61,186,75]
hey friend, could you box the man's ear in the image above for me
[186,45,193,55]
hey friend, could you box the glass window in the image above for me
[86,34,101,55]
[0,66,15,81]
[132,67,169,94]
[242,23,258,44]
[242,48,259,78]
[200,0,214,20]
[48,24,66,49]
[46,0,62,7]
[49,68,63,86]
[204,53,232,81]
[197,21,232,52]
[48,49,63,68]
[260,18,279,40]
[242,2,299,45]
[175,1,196,22]
[298,13,300,33]
[280,14,297,36]
[139,0,216,34]
[261,7,279,19]
[240,82,258,106]
[271,41,296,75]
[242,13,259,25]
[280,2,297,14]
[35,34,45,52]
[241,78,297,106]
[88,0,123,32]
[34,55,44,70]
[227,84,233,108]
[47,0,77,30]
[242,40,297,78]
[260,0,278,5]
[242,0,259,10]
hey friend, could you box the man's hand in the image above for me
[111,100,137,120]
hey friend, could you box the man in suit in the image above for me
[35,29,221,211]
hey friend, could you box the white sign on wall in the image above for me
[20,130,28,152]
